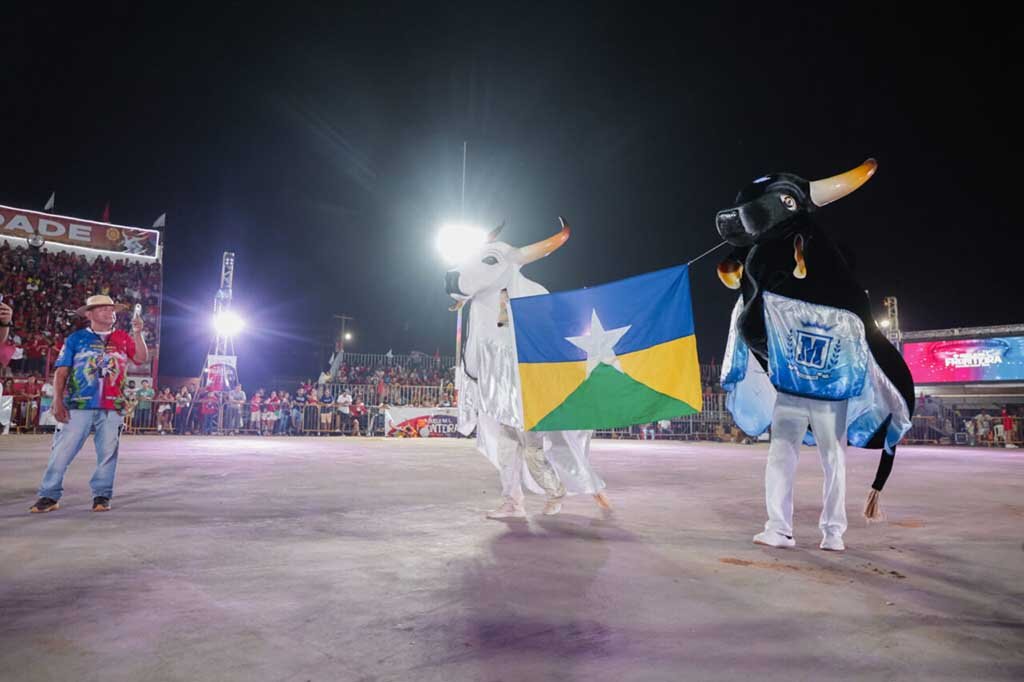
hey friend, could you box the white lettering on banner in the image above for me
[68,223,92,242]
[430,420,457,435]
[943,350,1003,369]
[37,218,67,237]
[4,214,33,235]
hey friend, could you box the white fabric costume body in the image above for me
[448,225,605,505]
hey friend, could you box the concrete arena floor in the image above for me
[1,436,1022,682]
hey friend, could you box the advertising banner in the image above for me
[0,204,160,258]
[205,355,238,391]
[387,406,459,437]
[902,337,1024,383]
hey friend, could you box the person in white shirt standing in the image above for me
[336,389,353,435]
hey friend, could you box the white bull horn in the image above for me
[809,158,878,207]
[486,221,506,243]
[515,217,570,264]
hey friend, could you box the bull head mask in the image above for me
[444,218,571,304]
[716,159,877,248]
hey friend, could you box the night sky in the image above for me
[2,4,1017,386]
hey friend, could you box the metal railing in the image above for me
[8,389,1022,449]
[319,382,447,407]
[0,395,45,433]
[594,392,739,441]
[124,401,384,437]
[334,352,456,370]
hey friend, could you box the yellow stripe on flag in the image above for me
[618,335,703,411]
[518,360,587,430]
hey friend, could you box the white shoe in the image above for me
[486,499,526,519]
[820,534,845,551]
[753,530,796,548]
[542,497,564,516]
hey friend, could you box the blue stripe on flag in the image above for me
[511,263,693,364]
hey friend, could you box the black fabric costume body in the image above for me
[716,161,915,492]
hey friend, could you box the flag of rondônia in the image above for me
[510,263,702,431]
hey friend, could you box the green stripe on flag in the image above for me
[532,363,698,431]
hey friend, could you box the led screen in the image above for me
[902,337,1024,383]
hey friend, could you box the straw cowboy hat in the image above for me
[75,295,130,316]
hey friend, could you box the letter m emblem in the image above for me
[795,331,831,369]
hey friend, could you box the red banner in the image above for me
[387,407,460,437]
[0,204,160,258]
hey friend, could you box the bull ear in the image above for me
[486,221,506,243]
[717,258,744,290]
[792,234,807,279]
[515,217,570,264]
[809,158,877,207]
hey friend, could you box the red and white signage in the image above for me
[0,204,160,258]
[387,406,459,437]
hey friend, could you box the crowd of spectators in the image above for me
[0,241,161,378]
[328,358,456,406]
[334,361,454,390]
[5,366,1023,444]
[118,380,377,436]
[2,246,1021,446]
[914,395,1023,446]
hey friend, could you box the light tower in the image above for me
[187,252,243,433]
[326,313,354,379]
[881,296,901,348]
[213,252,236,356]
[204,251,243,393]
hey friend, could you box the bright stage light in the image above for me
[879,319,891,329]
[436,223,486,265]
[344,332,353,341]
[213,311,245,336]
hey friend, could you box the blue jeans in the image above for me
[134,407,151,429]
[38,409,124,501]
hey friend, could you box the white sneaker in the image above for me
[486,499,526,519]
[753,530,796,548]
[542,497,564,516]
[820,534,845,551]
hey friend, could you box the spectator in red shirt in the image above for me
[263,391,280,435]
[350,398,367,436]
[200,390,221,434]
[1001,409,1015,445]
[26,334,49,375]
[250,389,264,434]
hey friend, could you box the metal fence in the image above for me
[319,382,448,407]
[594,391,742,441]
[113,397,1024,447]
[333,352,456,371]
[5,380,1023,449]
[123,400,391,437]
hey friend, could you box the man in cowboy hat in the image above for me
[29,295,148,513]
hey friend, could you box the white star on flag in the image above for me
[565,309,632,378]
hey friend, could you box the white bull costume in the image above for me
[445,219,611,519]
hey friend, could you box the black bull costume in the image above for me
[715,159,915,547]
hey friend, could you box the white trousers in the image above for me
[764,393,848,538]
[495,423,565,503]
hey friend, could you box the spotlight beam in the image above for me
[436,223,486,266]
